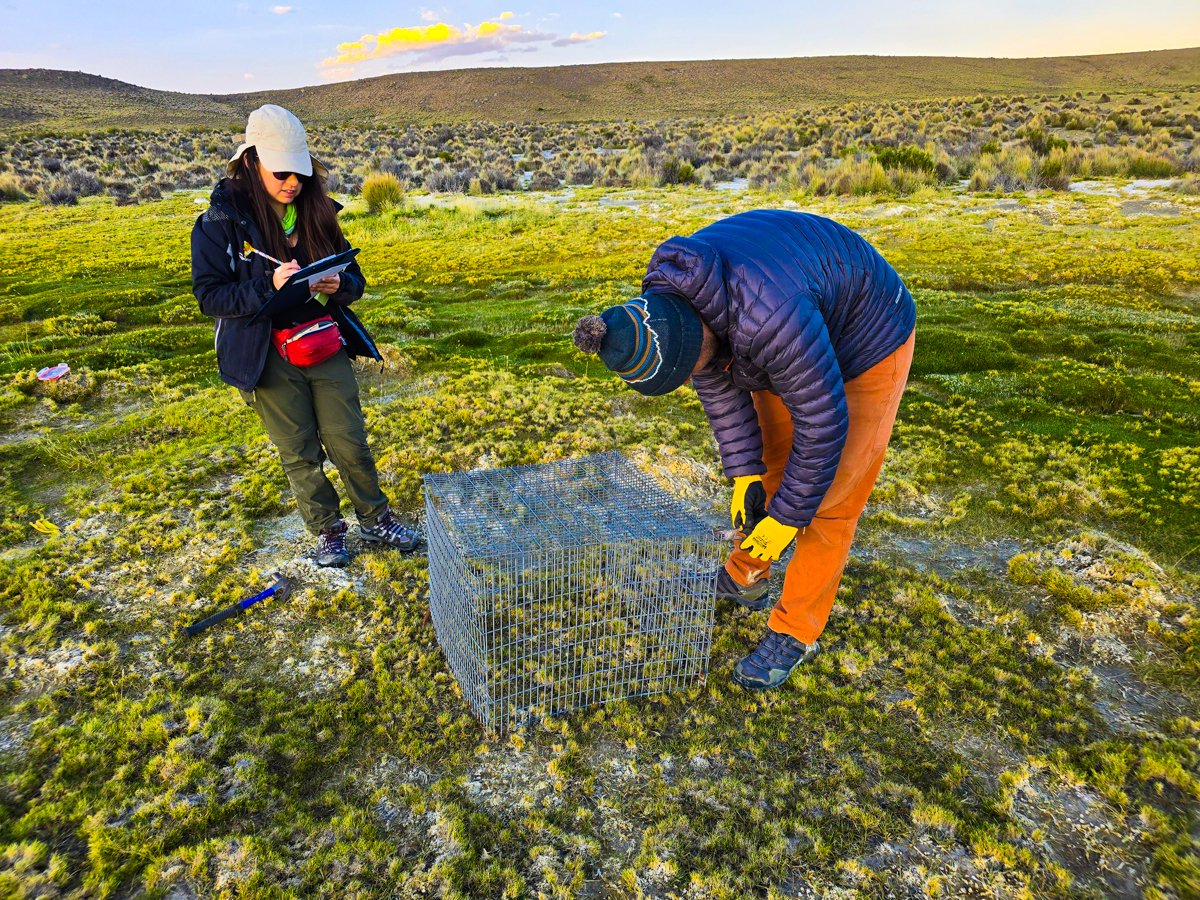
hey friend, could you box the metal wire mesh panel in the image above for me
[425,451,720,732]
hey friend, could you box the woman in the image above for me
[191,104,419,567]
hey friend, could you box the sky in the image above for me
[0,0,1198,94]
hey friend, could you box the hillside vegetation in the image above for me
[2,86,1198,207]
[4,46,1200,129]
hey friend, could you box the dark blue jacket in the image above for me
[642,210,915,529]
[190,179,381,391]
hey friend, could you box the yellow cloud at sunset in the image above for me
[320,14,606,71]
[324,20,532,66]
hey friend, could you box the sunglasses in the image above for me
[269,170,310,182]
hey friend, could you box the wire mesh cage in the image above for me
[424,451,721,732]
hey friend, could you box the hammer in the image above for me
[184,573,292,637]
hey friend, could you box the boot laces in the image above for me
[319,521,347,553]
[373,511,414,542]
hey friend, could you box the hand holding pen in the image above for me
[243,241,300,291]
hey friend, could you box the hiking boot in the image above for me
[359,508,422,553]
[316,520,350,568]
[715,567,772,611]
[732,626,821,690]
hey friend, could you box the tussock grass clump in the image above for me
[970,147,1038,191]
[1125,151,1178,178]
[362,171,404,213]
[0,173,27,202]
[36,177,77,205]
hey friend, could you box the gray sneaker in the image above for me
[316,520,350,568]
[715,568,772,611]
[359,508,422,553]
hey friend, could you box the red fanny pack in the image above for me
[271,316,343,367]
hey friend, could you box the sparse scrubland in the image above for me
[1,99,1199,899]
[2,87,1199,206]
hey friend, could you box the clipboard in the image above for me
[245,247,360,327]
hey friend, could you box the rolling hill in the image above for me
[3,46,1200,131]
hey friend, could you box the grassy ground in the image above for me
[0,180,1198,898]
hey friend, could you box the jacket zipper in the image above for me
[284,320,337,344]
[341,312,382,361]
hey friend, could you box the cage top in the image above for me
[423,451,714,559]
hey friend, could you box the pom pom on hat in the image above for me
[572,315,608,354]
[571,294,704,396]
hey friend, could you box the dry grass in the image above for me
[361,172,404,214]
[2,84,1197,205]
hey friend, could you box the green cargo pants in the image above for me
[241,348,389,535]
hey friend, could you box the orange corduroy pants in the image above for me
[725,331,914,645]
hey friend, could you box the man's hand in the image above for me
[731,475,767,533]
[272,260,301,291]
[740,516,799,562]
[311,274,341,295]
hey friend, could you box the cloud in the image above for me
[419,8,438,22]
[551,31,605,47]
[244,73,254,79]
[321,18,565,68]
[270,4,292,12]
[322,66,355,81]
[499,11,513,19]
[612,12,622,17]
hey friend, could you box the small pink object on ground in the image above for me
[37,363,70,381]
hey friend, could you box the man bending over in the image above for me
[573,209,916,690]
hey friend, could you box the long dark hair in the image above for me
[230,146,342,263]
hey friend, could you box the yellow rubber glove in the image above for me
[740,515,799,562]
[730,475,767,532]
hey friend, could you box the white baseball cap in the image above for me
[228,104,327,178]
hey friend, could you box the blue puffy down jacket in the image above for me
[642,209,916,529]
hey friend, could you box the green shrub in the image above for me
[1125,152,1178,178]
[875,145,935,173]
[362,172,404,214]
[1024,128,1069,155]
[660,157,695,185]
[1039,153,1070,191]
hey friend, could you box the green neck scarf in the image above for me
[281,203,297,235]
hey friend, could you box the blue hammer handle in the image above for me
[184,576,290,636]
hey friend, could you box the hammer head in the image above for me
[267,572,293,603]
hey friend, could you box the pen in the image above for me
[243,241,285,267]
